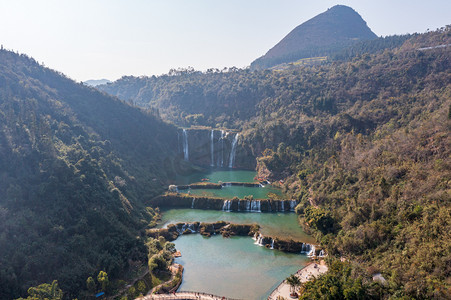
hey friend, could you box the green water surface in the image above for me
[166,169,315,299]
[176,169,283,199]
[174,234,309,299]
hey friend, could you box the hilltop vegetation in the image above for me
[0,49,181,299]
[99,28,451,298]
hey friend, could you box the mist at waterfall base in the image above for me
[174,234,309,300]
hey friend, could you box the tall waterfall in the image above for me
[228,133,239,168]
[182,129,189,161]
[280,200,285,211]
[290,200,296,212]
[219,130,225,167]
[210,130,214,167]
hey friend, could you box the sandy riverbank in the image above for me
[268,260,328,299]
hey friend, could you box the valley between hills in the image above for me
[0,5,450,300]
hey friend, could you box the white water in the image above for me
[219,130,224,167]
[228,133,239,168]
[250,200,261,212]
[307,245,316,257]
[222,200,232,212]
[210,130,214,167]
[191,198,196,209]
[290,200,296,212]
[281,200,285,211]
[182,129,189,161]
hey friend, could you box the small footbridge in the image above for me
[140,291,240,300]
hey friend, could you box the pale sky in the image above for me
[0,0,449,81]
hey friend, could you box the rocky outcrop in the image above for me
[147,221,323,256]
[146,221,260,240]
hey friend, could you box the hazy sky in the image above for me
[0,0,449,81]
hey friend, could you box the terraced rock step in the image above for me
[151,194,298,212]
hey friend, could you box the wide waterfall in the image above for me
[210,130,214,167]
[177,128,242,167]
[182,129,189,161]
[228,133,239,168]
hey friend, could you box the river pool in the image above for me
[164,168,314,299]
[174,234,309,299]
[176,169,284,199]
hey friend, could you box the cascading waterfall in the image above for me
[254,233,264,246]
[210,130,214,167]
[250,200,261,212]
[228,133,239,168]
[301,243,311,254]
[270,239,274,249]
[307,245,316,257]
[177,223,197,234]
[290,200,296,212]
[220,130,224,167]
[182,129,189,161]
[222,200,232,212]
[237,200,240,211]
[280,200,285,212]
[246,200,251,211]
[191,198,196,209]
[318,249,326,257]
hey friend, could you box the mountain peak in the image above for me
[251,5,377,69]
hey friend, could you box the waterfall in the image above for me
[280,200,285,212]
[222,200,231,212]
[228,133,239,168]
[237,200,240,212]
[301,243,310,254]
[307,245,316,257]
[220,130,224,167]
[318,249,326,257]
[182,129,189,161]
[254,233,264,246]
[191,198,196,209]
[290,200,296,212]
[270,239,274,249]
[210,130,214,167]
[248,200,261,212]
[268,200,272,212]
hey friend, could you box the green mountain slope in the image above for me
[0,49,179,298]
[251,5,377,69]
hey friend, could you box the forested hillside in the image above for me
[99,28,451,298]
[0,49,181,299]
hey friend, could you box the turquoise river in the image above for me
[163,169,314,299]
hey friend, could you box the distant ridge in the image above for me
[84,78,111,86]
[251,5,377,69]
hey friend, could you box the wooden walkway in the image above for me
[139,291,240,300]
